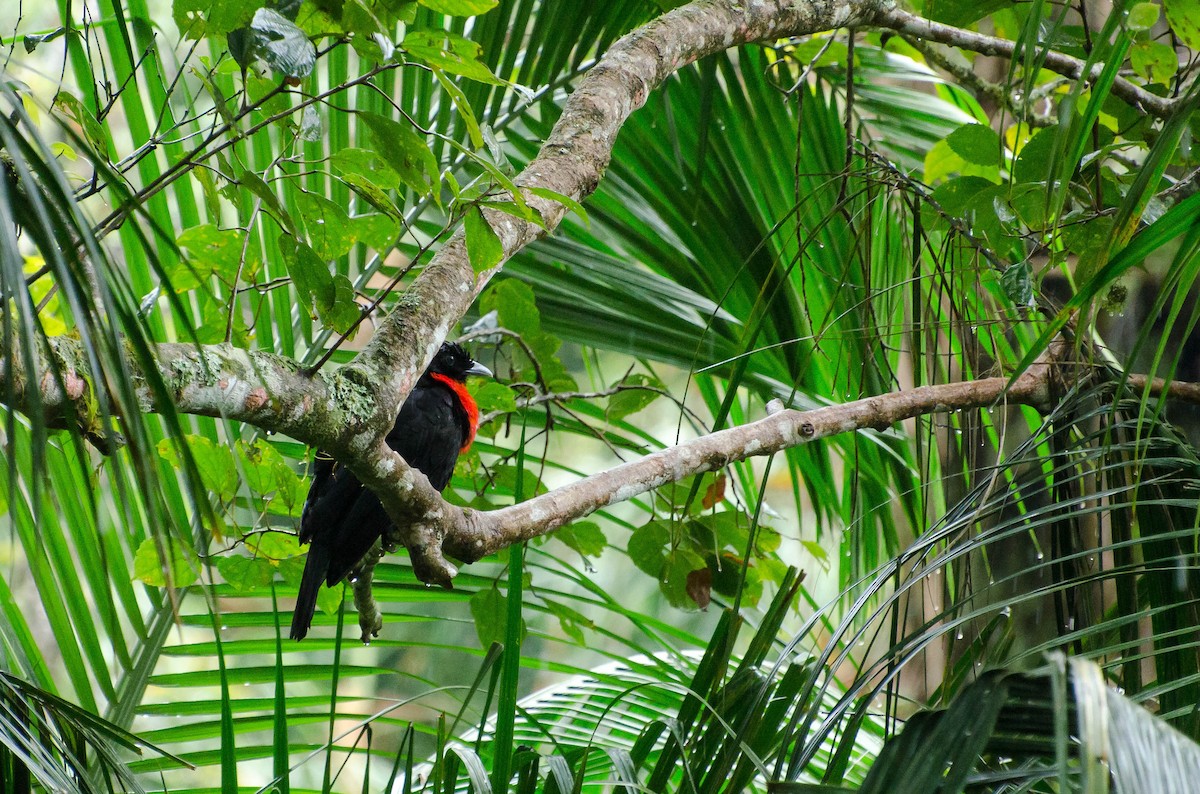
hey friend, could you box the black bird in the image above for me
[290,342,491,640]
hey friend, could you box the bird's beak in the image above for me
[465,361,493,378]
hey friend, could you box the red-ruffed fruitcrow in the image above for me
[290,342,491,640]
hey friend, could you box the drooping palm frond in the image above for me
[0,671,185,793]
[773,654,1200,794]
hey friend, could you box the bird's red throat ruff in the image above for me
[430,373,480,451]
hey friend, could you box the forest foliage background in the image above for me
[4,0,1200,791]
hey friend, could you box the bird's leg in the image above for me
[350,544,386,643]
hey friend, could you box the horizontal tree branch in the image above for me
[875,7,1176,119]
[432,360,1058,565]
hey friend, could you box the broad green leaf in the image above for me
[471,587,525,649]
[277,235,334,318]
[236,439,286,496]
[1165,0,1200,49]
[403,30,504,85]
[295,191,354,260]
[1012,126,1058,183]
[946,123,1003,167]
[216,555,274,593]
[1127,1,1162,31]
[924,138,998,183]
[464,206,504,273]
[418,0,498,15]
[553,521,607,558]
[361,111,440,194]
[526,186,589,225]
[350,213,399,253]
[606,373,664,422]
[471,381,518,415]
[158,436,239,502]
[51,91,106,155]
[923,0,1014,26]
[331,148,401,190]
[320,274,362,333]
[542,599,591,645]
[628,520,671,578]
[173,0,258,39]
[246,8,316,78]
[237,168,297,235]
[174,224,255,292]
[133,537,200,588]
[659,548,709,609]
[1001,261,1035,307]
[245,531,302,560]
[931,176,999,214]
[1130,40,1178,84]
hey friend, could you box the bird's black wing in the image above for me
[322,488,392,586]
[292,453,366,639]
[299,453,363,545]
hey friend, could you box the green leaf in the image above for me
[659,548,709,609]
[236,439,285,495]
[1127,2,1162,31]
[350,213,399,253]
[316,582,343,616]
[542,598,593,646]
[272,460,305,516]
[174,224,255,292]
[245,531,302,560]
[606,373,664,422]
[470,587,525,649]
[418,0,498,15]
[526,186,589,226]
[173,0,257,39]
[158,435,239,502]
[237,168,297,235]
[1012,126,1058,184]
[216,555,274,593]
[432,67,484,150]
[1130,40,1178,84]
[342,0,387,40]
[51,91,107,155]
[922,0,1013,26]
[403,29,504,85]
[931,176,1000,215]
[296,192,354,260]
[464,206,504,273]
[628,520,671,578]
[277,235,334,318]
[1001,261,1035,308]
[482,279,541,337]
[554,521,606,558]
[471,380,518,415]
[133,537,200,588]
[246,8,316,78]
[360,111,440,194]
[479,281,573,388]
[1165,0,1200,48]
[924,138,998,184]
[946,123,1003,167]
[319,274,362,333]
[331,148,400,190]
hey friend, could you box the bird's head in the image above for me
[429,342,492,382]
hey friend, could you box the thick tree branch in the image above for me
[430,360,1058,565]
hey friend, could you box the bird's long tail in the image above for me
[290,542,330,640]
